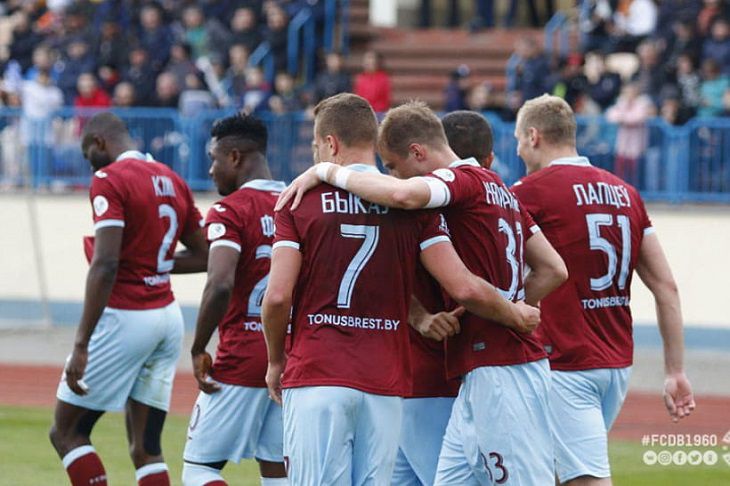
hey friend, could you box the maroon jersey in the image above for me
[89,150,202,310]
[274,165,450,397]
[511,157,653,370]
[205,180,286,387]
[423,158,546,379]
[409,263,460,398]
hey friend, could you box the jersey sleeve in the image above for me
[519,202,541,241]
[273,203,301,251]
[89,171,126,231]
[422,168,482,209]
[418,211,451,251]
[633,188,654,236]
[205,202,243,252]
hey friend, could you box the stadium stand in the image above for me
[0,0,729,202]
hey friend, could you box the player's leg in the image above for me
[551,369,615,485]
[51,307,157,486]
[351,392,402,485]
[391,447,422,486]
[434,385,483,486]
[560,367,631,486]
[255,398,287,484]
[49,400,107,486]
[394,397,455,486]
[601,367,632,431]
[468,360,554,485]
[181,461,228,486]
[126,302,185,485]
[283,386,358,485]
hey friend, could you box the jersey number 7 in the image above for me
[338,224,380,309]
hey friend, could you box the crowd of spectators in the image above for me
[501,0,730,125]
[439,0,730,130]
[0,0,363,118]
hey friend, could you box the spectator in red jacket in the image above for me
[74,73,111,108]
[354,50,391,112]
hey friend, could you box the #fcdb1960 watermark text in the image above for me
[641,431,730,467]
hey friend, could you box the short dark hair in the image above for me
[442,110,493,163]
[210,113,268,154]
[313,93,378,148]
[82,112,129,142]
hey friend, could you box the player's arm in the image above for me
[276,163,436,211]
[408,294,464,341]
[189,245,239,394]
[636,232,695,422]
[420,241,540,333]
[523,231,568,306]
[171,227,209,274]
[66,226,123,396]
[261,246,302,405]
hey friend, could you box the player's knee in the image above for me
[182,461,226,486]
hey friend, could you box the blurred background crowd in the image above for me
[0,0,390,117]
[0,0,728,196]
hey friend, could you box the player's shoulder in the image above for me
[428,158,484,181]
[239,179,287,200]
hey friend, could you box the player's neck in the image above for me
[334,148,376,168]
[240,162,272,186]
[107,142,137,163]
[431,146,461,170]
[537,146,579,170]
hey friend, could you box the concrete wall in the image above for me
[1,193,726,328]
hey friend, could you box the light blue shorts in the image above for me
[283,386,403,486]
[392,396,455,486]
[550,367,632,483]
[56,302,183,412]
[435,359,553,485]
[183,383,283,464]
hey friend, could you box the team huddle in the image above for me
[49,93,695,486]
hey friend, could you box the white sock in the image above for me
[135,462,168,481]
[182,463,224,486]
[260,477,289,485]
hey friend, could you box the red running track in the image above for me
[1,364,728,441]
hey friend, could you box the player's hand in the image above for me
[65,346,89,396]
[275,166,322,212]
[266,361,285,405]
[192,352,221,394]
[663,372,696,422]
[416,307,465,341]
[512,301,540,333]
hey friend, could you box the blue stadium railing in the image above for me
[1,107,729,203]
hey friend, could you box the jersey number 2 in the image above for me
[338,224,379,309]
[248,245,272,316]
[157,204,178,273]
[586,213,631,291]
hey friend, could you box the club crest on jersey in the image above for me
[212,203,226,213]
[432,168,455,182]
[208,223,226,240]
[93,195,109,216]
[94,170,108,178]
[261,214,275,237]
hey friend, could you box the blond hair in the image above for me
[378,100,448,158]
[313,93,378,148]
[516,94,576,146]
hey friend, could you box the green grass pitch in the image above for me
[1,405,729,485]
